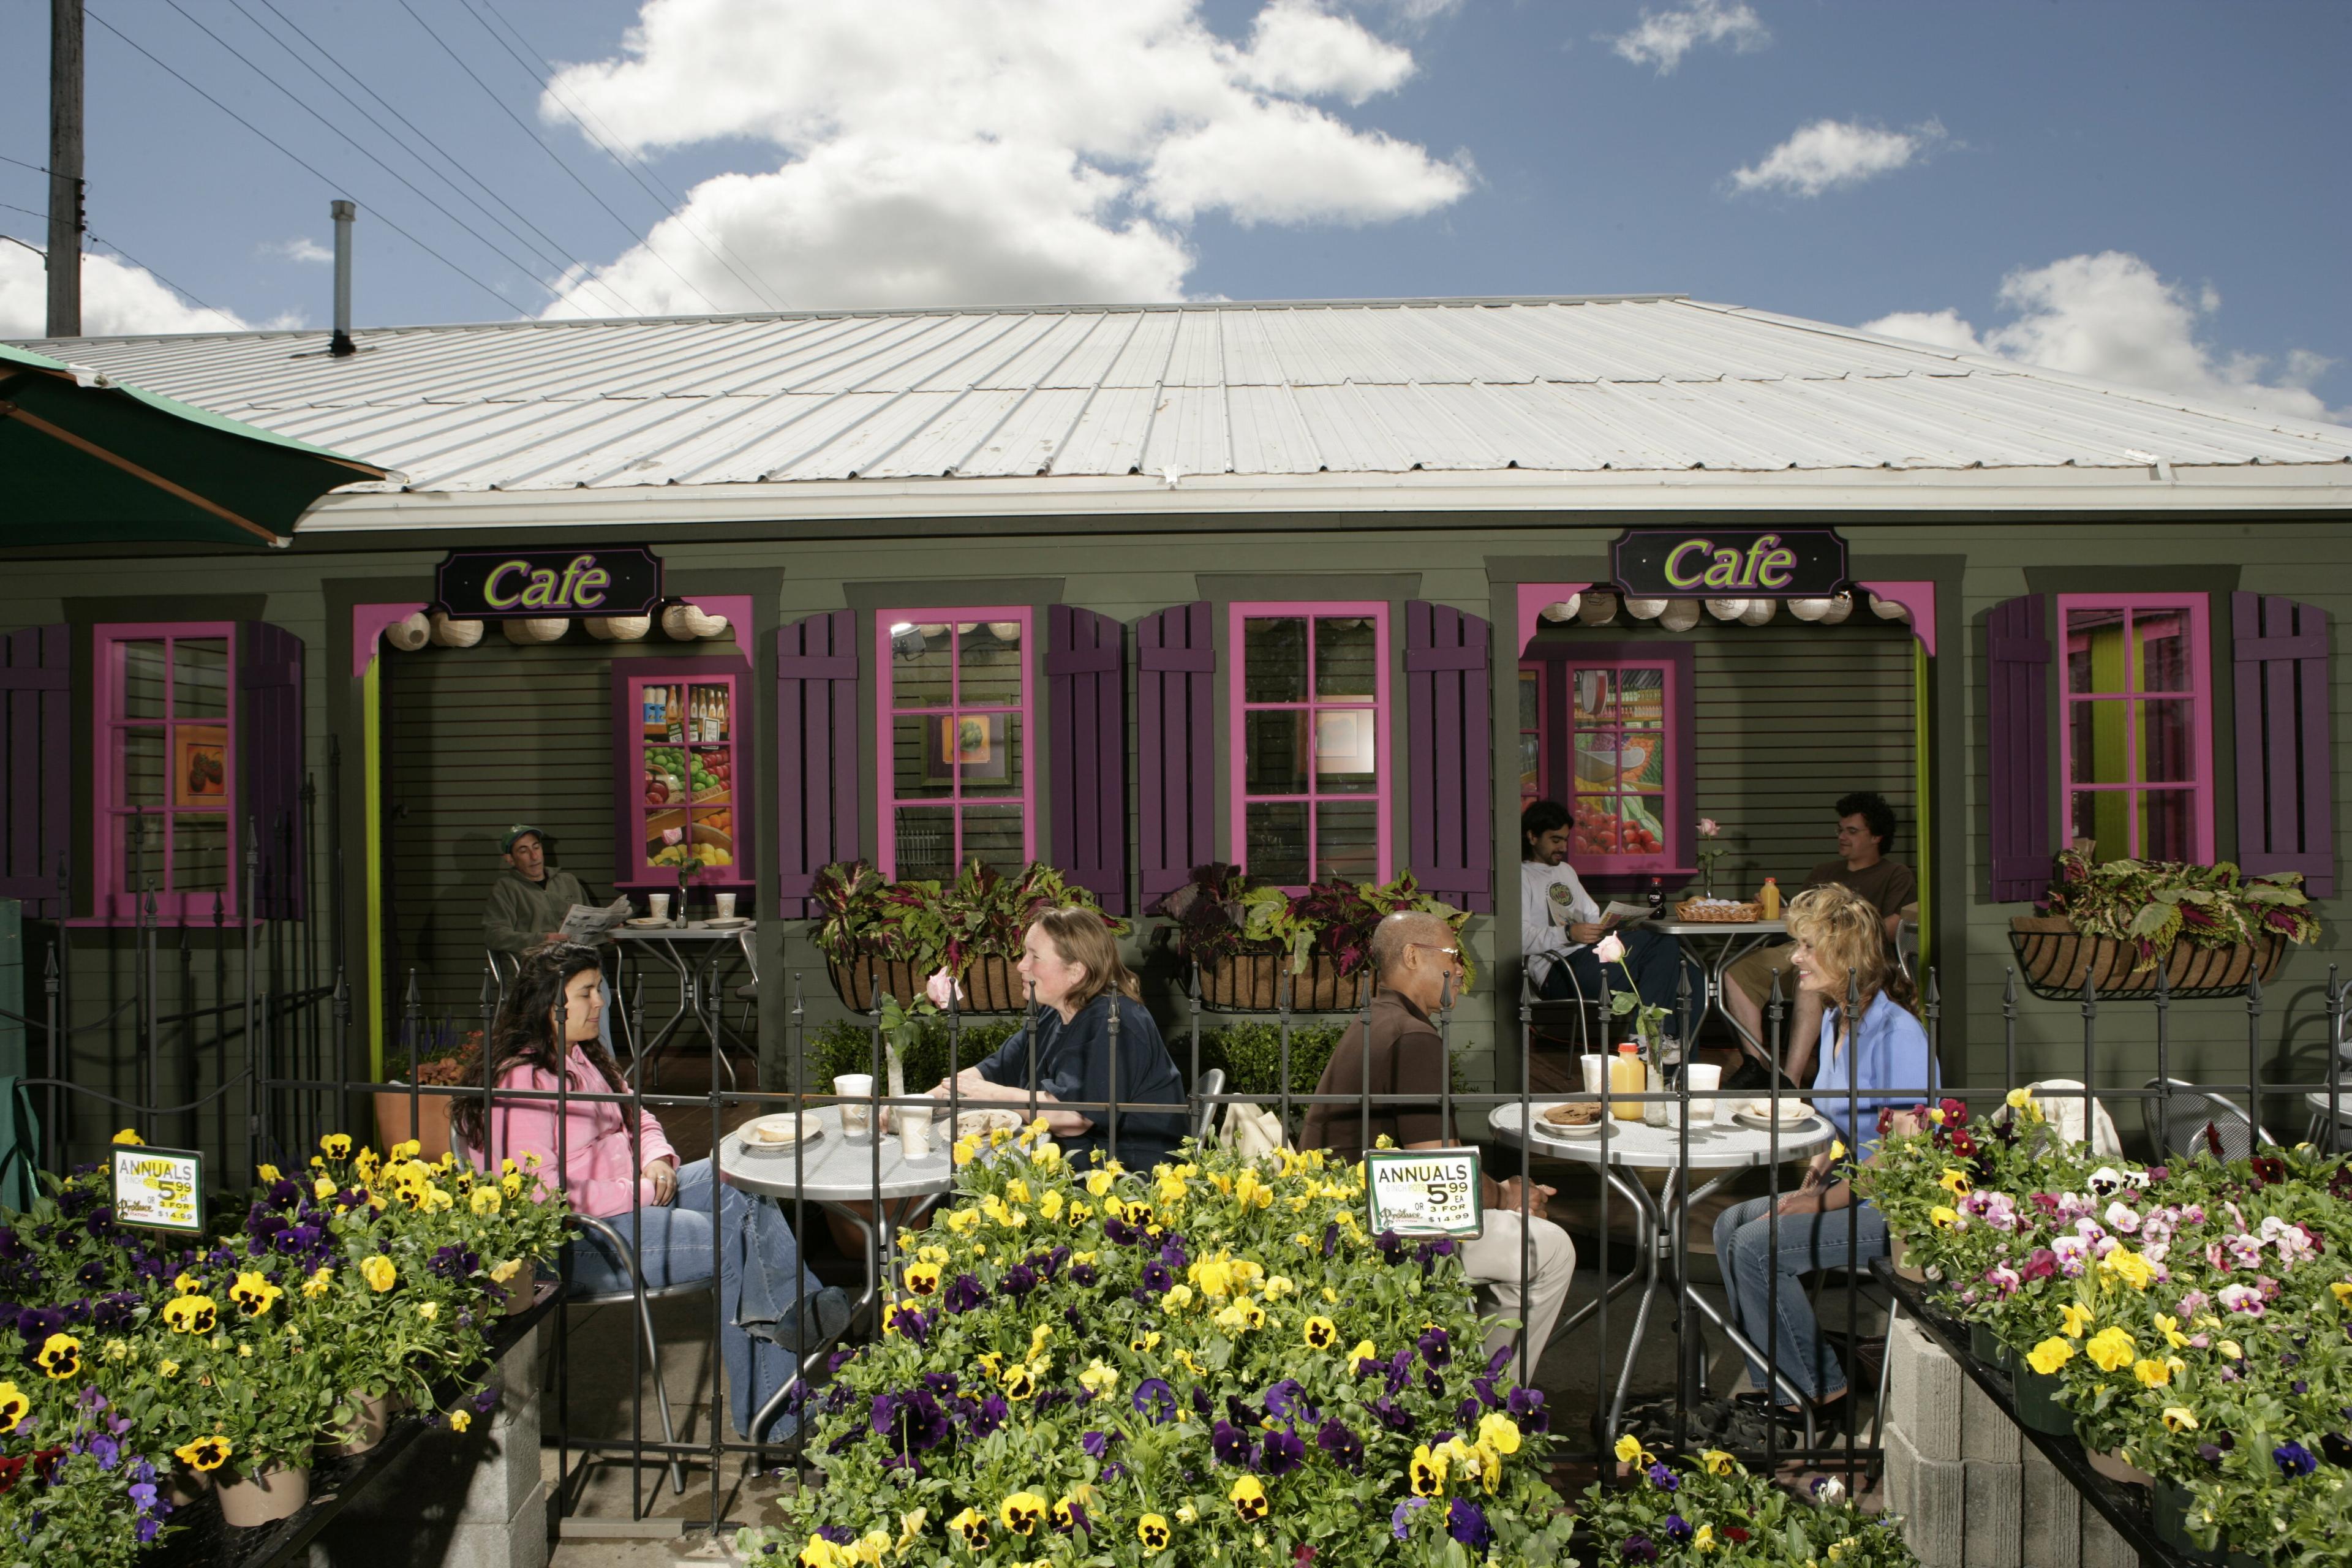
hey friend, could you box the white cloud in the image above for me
[1608,0,1768,74]
[0,245,250,337]
[1732,118,1943,197]
[535,0,1467,314]
[260,237,334,266]
[1863,251,2345,424]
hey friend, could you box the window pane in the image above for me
[1517,669,1539,731]
[1518,735,1539,800]
[2139,790,2194,862]
[894,807,956,881]
[959,712,1022,796]
[1578,728,1659,794]
[174,638,229,719]
[685,809,736,872]
[2134,611,2190,693]
[2070,789,2132,862]
[2065,608,2125,695]
[1619,726,1665,792]
[175,814,228,892]
[1314,708,1378,793]
[1314,799,1378,883]
[1245,710,1308,796]
[118,640,167,720]
[118,813,165,889]
[1574,797,1652,858]
[644,745,687,809]
[1618,668,1665,728]
[1245,801,1310,884]
[116,727,165,808]
[1313,617,1377,700]
[1571,668,1615,725]
[894,715,954,801]
[888,622,952,709]
[2069,698,2126,785]
[2137,699,2193,783]
[641,684,685,744]
[1243,618,1307,703]
[961,804,1026,876]
[956,620,1023,707]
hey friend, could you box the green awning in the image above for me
[0,342,396,548]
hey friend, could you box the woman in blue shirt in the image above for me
[932,908,1188,1172]
[1709,883,1937,1424]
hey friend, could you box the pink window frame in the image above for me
[1556,649,1688,880]
[1227,601,1393,889]
[873,607,1036,880]
[2056,592,2215,863]
[615,664,753,889]
[91,621,240,924]
[1517,663,1547,805]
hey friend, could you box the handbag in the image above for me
[1219,1099,1289,1158]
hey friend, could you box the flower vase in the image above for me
[1643,1061,1672,1128]
[216,1465,311,1527]
[883,1043,907,1139]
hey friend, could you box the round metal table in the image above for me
[1638,917,1787,1060]
[1490,1098,1834,1434]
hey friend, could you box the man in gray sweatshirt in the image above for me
[484,825,617,1050]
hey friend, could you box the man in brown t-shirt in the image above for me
[1300,911,1577,1368]
[1724,790,1916,1084]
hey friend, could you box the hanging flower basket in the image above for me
[1196,951,1371,1014]
[827,955,1026,1014]
[2007,916,2286,1001]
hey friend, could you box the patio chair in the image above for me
[450,1123,706,1496]
[2141,1077,2272,1162]
[484,949,519,1005]
[1189,1067,1227,1145]
[1522,963,1599,1052]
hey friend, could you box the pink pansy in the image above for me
[2104,1200,2141,1235]
[1983,1264,2022,1297]
[2217,1283,2266,1316]
[2180,1204,2206,1226]
[2221,1233,2265,1271]
[2174,1290,2209,1319]
[2051,1235,2090,1278]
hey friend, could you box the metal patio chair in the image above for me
[1189,1067,1227,1145]
[2141,1077,2273,1162]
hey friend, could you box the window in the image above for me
[1230,603,1389,886]
[1519,642,1691,877]
[616,662,748,888]
[2059,593,2212,863]
[878,609,1033,879]
[95,624,236,920]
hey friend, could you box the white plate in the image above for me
[1534,1114,1605,1138]
[1732,1109,1820,1132]
[625,916,672,928]
[699,916,751,929]
[738,1112,825,1152]
[944,1108,1024,1139]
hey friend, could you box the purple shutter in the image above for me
[1986,594,2052,901]
[1137,603,1215,905]
[2233,592,2334,896]
[238,622,306,921]
[0,625,71,916]
[1403,601,1494,913]
[1046,606,1127,913]
[775,610,861,917]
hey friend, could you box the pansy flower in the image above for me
[1137,1513,1171,1550]
[1229,1474,1268,1521]
[175,1435,231,1472]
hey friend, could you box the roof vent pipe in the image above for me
[329,199,356,358]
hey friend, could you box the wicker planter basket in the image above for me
[2008,916,2286,1001]
[1196,952,1372,1014]
[826,956,1027,1014]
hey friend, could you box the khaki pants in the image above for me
[1725,941,1800,1009]
[1457,1209,1577,1370]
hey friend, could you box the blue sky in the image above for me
[2,0,2346,420]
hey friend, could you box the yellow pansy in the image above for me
[1614,1433,1653,1466]
[489,1259,523,1285]
[2217,1340,2243,1360]
[1130,1330,1161,1354]
[2027,1337,2075,1376]
[1038,1189,1063,1221]
[1347,1340,1379,1374]
[943,1207,979,1234]
[2101,1248,2154,1291]
[1138,1513,1172,1551]
[948,1507,989,1550]
[1695,1524,1716,1551]
[2059,1302,2095,1340]
[175,1436,231,1472]
[904,1261,942,1296]
[303,1267,334,1298]
[2155,1314,2190,1349]
[321,1133,352,1158]
[2132,1357,2172,1389]
[111,1128,144,1145]
[1077,1360,1118,1396]
[228,1270,282,1317]
[258,1163,282,1183]
[2085,1326,2137,1373]
[998,1492,1047,1537]
[470,1187,502,1215]
[157,1359,180,1379]
[1938,1167,1972,1197]
[1230,1474,1268,1520]
[1929,1206,1960,1229]
[1085,1169,1116,1197]
[361,1254,398,1292]
[1700,1449,1736,1477]
[1477,1412,1522,1456]
[1302,1316,1337,1349]
[314,1176,337,1200]
[2162,1407,2199,1432]
[0,1382,27,1429]
[449,1409,472,1433]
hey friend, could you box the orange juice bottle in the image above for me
[1610,1042,1646,1121]
[1759,876,1782,921]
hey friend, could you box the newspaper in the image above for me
[1542,883,1653,929]
[557,895,636,943]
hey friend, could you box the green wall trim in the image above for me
[1194,572,1423,603]
[842,578,1065,611]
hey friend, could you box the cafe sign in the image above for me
[434,546,663,619]
[1611,527,1846,598]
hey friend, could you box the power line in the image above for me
[393,0,723,314]
[227,0,644,318]
[151,0,619,316]
[0,221,238,325]
[464,0,787,312]
[1,201,47,223]
[85,7,533,316]
[1,153,49,176]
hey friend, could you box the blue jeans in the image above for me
[1711,1194,1887,1401]
[1540,929,1691,1016]
[568,1156,827,1440]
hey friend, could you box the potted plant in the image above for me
[2010,849,2318,997]
[811,859,1124,1012]
[375,1028,479,1161]
[1150,865,1472,1012]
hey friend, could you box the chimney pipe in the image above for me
[329,199,356,358]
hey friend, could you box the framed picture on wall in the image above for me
[926,714,1009,782]
[174,726,228,807]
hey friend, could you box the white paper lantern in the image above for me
[1816,592,1855,626]
[1577,590,1618,625]
[502,617,568,644]
[585,615,650,641]
[1704,598,1749,621]
[1538,597,1580,624]
[988,620,1022,643]
[1870,594,1912,624]
[1623,597,1669,620]
[1787,597,1835,622]
[428,612,482,648]
[1659,598,1702,632]
[661,602,729,641]
[383,611,429,652]
[1740,599,1777,625]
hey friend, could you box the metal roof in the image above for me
[15,296,2351,512]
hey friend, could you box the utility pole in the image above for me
[47,0,85,339]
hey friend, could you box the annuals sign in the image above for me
[112,1145,204,1233]
[434,546,662,619]
[1611,527,1846,598]
[1365,1147,1484,1238]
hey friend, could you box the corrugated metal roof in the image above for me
[14,296,2351,498]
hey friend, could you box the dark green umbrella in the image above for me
[0,342,394,548]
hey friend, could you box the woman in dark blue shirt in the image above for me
[930,908,1188,1171]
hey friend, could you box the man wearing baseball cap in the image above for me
[483,825,594,957]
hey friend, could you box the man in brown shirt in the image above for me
[1724,790,1917,1084]
[1301,911,1577,1368]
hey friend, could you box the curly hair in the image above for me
[449,942,630,1156]
[1784,883,1915,1015]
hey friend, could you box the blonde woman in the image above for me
[1707,883,1936,1430]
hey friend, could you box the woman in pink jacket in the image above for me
[450,943,848,1438]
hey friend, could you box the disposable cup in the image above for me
[648,893,671,919]
[714,892,737,919]
[835,1074,875,1138]
[1684,1062,1722,1125]
[1579,1054,1607,1097]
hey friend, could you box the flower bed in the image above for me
[0,1130,568,1564]
[1578,1444,1913,1565]
[736,1129,1573,1566]
[1871,1095,2352,1560]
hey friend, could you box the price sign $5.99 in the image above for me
[1363,1147,1484,1239]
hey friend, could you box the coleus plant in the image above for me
[810,860,1126,979]
[1150,868,1472,981]
[2041,848,2320,970]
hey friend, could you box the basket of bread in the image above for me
[1674,897,1762,922]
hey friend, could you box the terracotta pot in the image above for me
[1888,1232,1926,1283]
[829,956,1025,1014]
[324,1390,395,1458]
[373,1088,453,1162]
[1196,952,1371,1013]
[2086,1446,2153,1487]
[216,1465,310,1528]
[2008,917,2285,997]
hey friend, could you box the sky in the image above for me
[1,0,2346,423]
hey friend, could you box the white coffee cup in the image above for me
[647,892,671,919]
[714,892,737,919]
[1579,1054,1608,1098]
[835,1074,875,1137]
[1683,1062,1722,1126]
